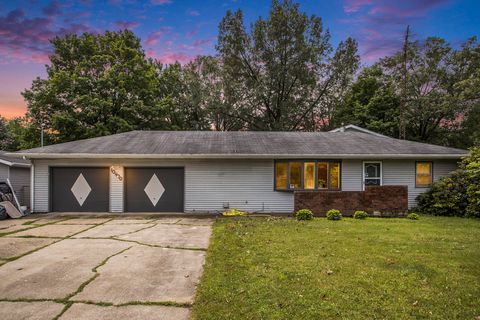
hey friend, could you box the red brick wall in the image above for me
[294,186,408,217]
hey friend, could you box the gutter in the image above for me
[0,159,31,168]
[7,152,467,160]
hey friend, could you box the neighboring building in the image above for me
[0,151,31,208]
[10,128,467,214]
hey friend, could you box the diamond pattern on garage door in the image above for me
[144,174,165,206]
[124,168,184,212]
[51,167,109,212]
[70,173,92,206]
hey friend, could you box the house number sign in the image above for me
[111,167,123,181]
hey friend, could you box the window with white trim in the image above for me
[363,161,382,188]
[416,161,433,187]
[275,160,341,191]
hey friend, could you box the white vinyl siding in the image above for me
[0,164,31,207]
[30,158,459,213]
[383,159,458,208]
[185,160,292,213]
[0,164,9,182]
[341,160,362,191]
[433,160,459,181]
[8,167,31,207]
[31,159,293,213]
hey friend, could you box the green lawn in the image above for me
[192,216,480,320]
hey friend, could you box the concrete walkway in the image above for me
[0,214,214,320]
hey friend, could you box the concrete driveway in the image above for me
[0,215,213,320]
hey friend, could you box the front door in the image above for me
[363,161,382,189]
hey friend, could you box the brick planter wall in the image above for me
[294,185,408,217]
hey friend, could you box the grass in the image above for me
[192,215,480,320]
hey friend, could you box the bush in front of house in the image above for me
[462,146,480,218]
[407,212,419,220]
[416,147,480,218]
[326,209,342,220]
[295,209,313,221]
[416,169,469,217]
[353,210,368,219]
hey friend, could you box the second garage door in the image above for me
[125,167,184,212]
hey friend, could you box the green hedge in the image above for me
[416,146,480,218]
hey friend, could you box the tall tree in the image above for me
[217,0,359,131]
[159,57,243,131]
[381,36,479,145]
[334,65,400,137]
[22,30,170,144]
[399,25,410,139]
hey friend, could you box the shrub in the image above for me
[416,147,480,218]
[353,210,368,219]
[416,169,469,217]
[222,209,248,216]
[295,209,313,221]
[407,212,419,220]
[326,209,342,220]
[462,146,480,218]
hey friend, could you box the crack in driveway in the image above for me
[0,216,213,320]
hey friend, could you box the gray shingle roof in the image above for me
[0,151,31,166]
[11,130,467,159]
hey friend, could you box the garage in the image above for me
[125,167,184,212]
[51,167,109,212]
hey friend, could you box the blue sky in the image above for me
[1,0,479,118]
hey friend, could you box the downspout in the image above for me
[30,160,35,212]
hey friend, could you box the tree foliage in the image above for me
[0,116,13,151]
[380,36,480,144]
[5,1,478,151]
[416,147,480,218]
[461,146,480,217]
[22,30,170,144]
[334,65,400,137]
[217,0,359,130]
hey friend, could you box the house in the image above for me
[9,128,467,215]
[0,151,31,208]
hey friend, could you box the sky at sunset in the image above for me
[0,0,479,119]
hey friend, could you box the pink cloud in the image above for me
[341,0,452,61]
[186,24,201,38]
[343,0,373,13]
[151,0,172,5]
[186,9,200,17]
[144,27,171,46]
[115,20,140,29]
[0,8,95,64]
[146,49,195,64]
[192,39,211,47]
